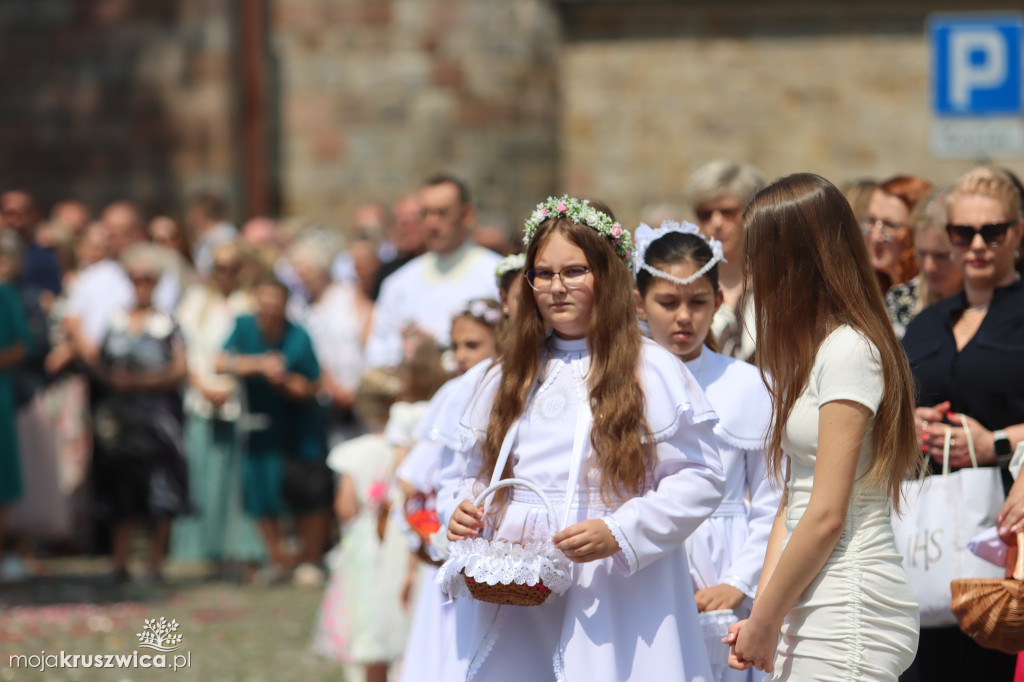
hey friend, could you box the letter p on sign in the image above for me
[931,13,1023,117]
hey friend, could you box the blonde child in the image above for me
[311,368,411,682]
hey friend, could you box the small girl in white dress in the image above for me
[443,196,726,681]
[633,221,777,682]
[311,368,411,682]
[396,298,503,682]
[725,174,920,680]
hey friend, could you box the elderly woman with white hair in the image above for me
[91,242,190,583]
[684,160,765,362]
[288,235,373,448]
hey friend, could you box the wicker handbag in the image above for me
[438,478,572,607]
[950,531,1024,654]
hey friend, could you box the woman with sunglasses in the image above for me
[900,166,1024,682]
[683,160,766,362]
[91,243,191,583]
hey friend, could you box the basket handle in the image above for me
[1014,531,1024,581]
[473,478,559,536]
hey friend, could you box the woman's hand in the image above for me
[725,612,780,673]
[553,519,619,563]
[922,415,996,467]
[695,583,747,612]
[998,476,1024,544]
[915,401,950,428]
[946,413,996,465]
[447,499,484,541]
[724,620,753,671]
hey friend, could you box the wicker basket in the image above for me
[456,478,568,607]
[951,531,1024,654]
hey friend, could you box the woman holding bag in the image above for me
[901,166,1024,682]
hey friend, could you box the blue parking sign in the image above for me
[930,13,1023,117]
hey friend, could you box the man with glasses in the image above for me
[365,174,501,368]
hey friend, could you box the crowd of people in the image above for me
[2,161,1024,681]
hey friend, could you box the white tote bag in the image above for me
[891,421,1006,627]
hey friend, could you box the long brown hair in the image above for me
[744,173,920,511]
[481,213,652,507]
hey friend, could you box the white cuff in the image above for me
[722,574,757,600]
[602,516,638,575]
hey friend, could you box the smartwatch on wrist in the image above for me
[994,429,1012,459]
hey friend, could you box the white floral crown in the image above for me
[494,253,526,284]
[632,220,725,287]
[456,298,503,327]
[522,196,633,263]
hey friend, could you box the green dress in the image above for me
[222,315,324,518]
[0,283,30,504]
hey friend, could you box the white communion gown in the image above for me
[684,349,778,682]
[395,365,492,682]
[439,335,725,682]
[772,326,919,681]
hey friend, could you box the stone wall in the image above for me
[0,0,237,218]
[558,1,1024,226]
[271,0,561,234]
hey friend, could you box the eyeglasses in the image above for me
[861,216,905,238]
[695,206,742,223]
[129,273,158,285]
[945,221,1014,248]
[525,266,591,291]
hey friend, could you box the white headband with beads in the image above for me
[631,220,726,287]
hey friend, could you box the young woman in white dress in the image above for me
[444,196,725,681]
[725,173,921,681]
[633,221,777,682]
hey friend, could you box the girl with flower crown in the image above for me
[439,197,725,681]
[633,221,777,682]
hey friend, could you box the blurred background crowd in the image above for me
[2,161,1022,591]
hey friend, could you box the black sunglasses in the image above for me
[945,221,1014,248]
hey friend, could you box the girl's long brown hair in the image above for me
[480,215,653,508]
[744,173,920,512]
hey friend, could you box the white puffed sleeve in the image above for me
[604,341,725,575]
[434,363,501,528]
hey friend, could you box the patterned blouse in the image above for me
[884,276,920,340]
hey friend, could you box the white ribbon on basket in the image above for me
[483,399,593,532]
[437,381,592,600]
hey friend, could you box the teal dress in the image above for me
[0,284,30,505]
[222,315,324,518]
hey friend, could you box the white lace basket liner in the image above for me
[438,478,573,602]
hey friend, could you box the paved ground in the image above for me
[0,558,346,682]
